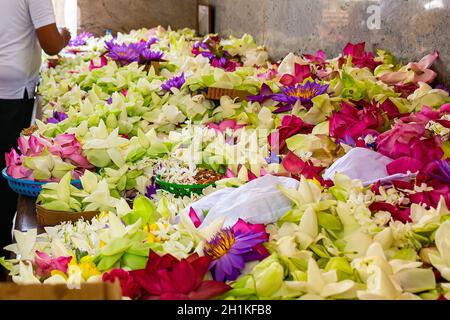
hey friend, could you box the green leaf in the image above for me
[96,252,123,271]
[101,237,132,256]
[317,212,342,231]
[121,253,148,270]
[123,196,158,227]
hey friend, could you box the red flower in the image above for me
[281,151,325,183]
[279,63,313,86]
[103,268,142,299]
[129,251,231,300]
[329,102,386,142]
[343,42,381,70]
[269,115,313,154]
[369,202,412,223]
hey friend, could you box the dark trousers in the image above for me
[0,93,34,259]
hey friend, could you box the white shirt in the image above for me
[0,0,55,99]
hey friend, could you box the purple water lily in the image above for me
[106,40,146,66]
[69,32,94,47]
[429,160,450,184]
[47,111,68,124]
[146,37,158,48]
[145,182,159,199]
[247,83,275,103]
[204,219,269,282]
[272,80,329,113]
[140,49,164,63]
[161,73,185,92]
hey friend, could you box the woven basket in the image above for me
[36,205,100,227]
[155,175,214,198]
[203,87,252,101]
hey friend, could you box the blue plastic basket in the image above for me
[2,168,82,198]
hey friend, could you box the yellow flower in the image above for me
[99,211,109,219]
[50,270,68,280]
[144,223,161,243]
[99,240,106,249]
[78,256,101,280]
[68,255,101,280]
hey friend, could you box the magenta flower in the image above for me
[204,219,269,282]
[33,251,72,278]
[47,111,68,124]
[304,50,327,65]
[279,63,313,87]
[376,108,443,167]
[329,102,386,143]
[268,114,313,153]
[89,55,108,71]
[343,42,381,70]
[281,151,325,183]
[272,80,329,112]
[161,73,185,91]
[207,120,244,133]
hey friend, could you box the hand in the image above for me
[60,28,71,47]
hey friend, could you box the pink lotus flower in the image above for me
[343,42,381,70]
[279,63,313,86]
[5,149,33,179]
[49,133,93,168]
[207,120,244,133]
[380,51,439,85]
[33,251,72,278]
[18,135,52,157]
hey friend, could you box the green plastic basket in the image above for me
[155,175,215,197]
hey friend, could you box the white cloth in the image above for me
[0,0,56,99]
[322,147,416,186]
[186,175,300,228]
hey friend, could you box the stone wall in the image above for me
[77,0,197,36]
[76,0,450,85]
[207,0,450,85]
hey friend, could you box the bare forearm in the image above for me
[36,24,71,56]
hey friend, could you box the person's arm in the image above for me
[28,0,70,56]
[36,25,71,56]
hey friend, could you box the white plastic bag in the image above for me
[323,147,416,186]
[186,175,299,227]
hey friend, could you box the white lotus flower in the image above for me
[429,220,450,281]
[285,258,357,300]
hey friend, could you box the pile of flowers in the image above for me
[1,26,450,300]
